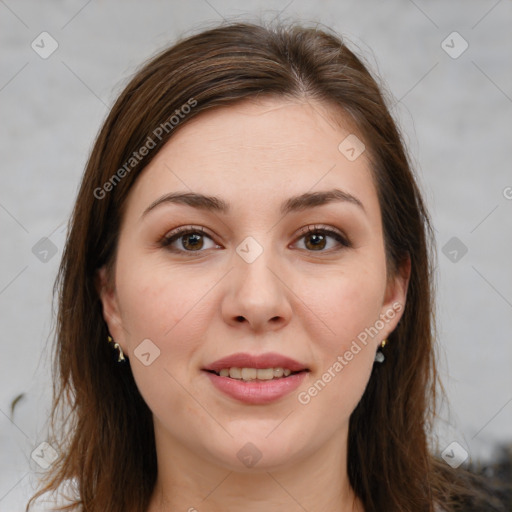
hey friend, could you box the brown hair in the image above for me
[27,19,487,512]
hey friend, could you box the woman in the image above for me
[27,19,493,512]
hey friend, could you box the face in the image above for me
[97,97,409,473]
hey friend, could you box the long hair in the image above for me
[27,19,485,512]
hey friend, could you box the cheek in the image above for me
[116,252,206,343]
[292,259,386,412]
[294,267,384,409]
[114,253,215,398]
[115,263,209,421]
[297,261,387,351]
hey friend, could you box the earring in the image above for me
[374,339,387,363]
[107,335,126,362]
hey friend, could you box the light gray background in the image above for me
[1,0,511,509]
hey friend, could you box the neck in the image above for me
[146,425,364,512]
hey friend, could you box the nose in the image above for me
[221,240,293,333]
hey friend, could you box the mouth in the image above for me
[204,367,308,381]
[202,352,310,405]
[203,369,309,405]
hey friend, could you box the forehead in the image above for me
[160,96,363,167]
[123,96,380,222]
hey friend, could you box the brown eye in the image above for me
[160,227,217,253]
[159,224,350,256]
[296,226,350,252]
[180,232,204,250]
[304,232,328,250]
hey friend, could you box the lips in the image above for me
[203,352,308,374]
[202,352,310,405]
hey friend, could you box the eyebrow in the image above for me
[141,188,365,219]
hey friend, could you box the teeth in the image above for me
[273,368,284,378]
[256,368,274,380]
[216,367,297,381]
[241,368,257,380]
[229,367,241,379]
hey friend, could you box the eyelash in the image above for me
[159,224,351,255]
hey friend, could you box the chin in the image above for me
[200,428,309,473]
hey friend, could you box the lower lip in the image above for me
[204,371,308,405]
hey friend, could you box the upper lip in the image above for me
[203,352,309,373]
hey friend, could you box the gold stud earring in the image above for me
[374,338,388,363]
[107,335,126,362]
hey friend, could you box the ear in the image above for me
[379,254,411,339]
[95,265,127,348]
